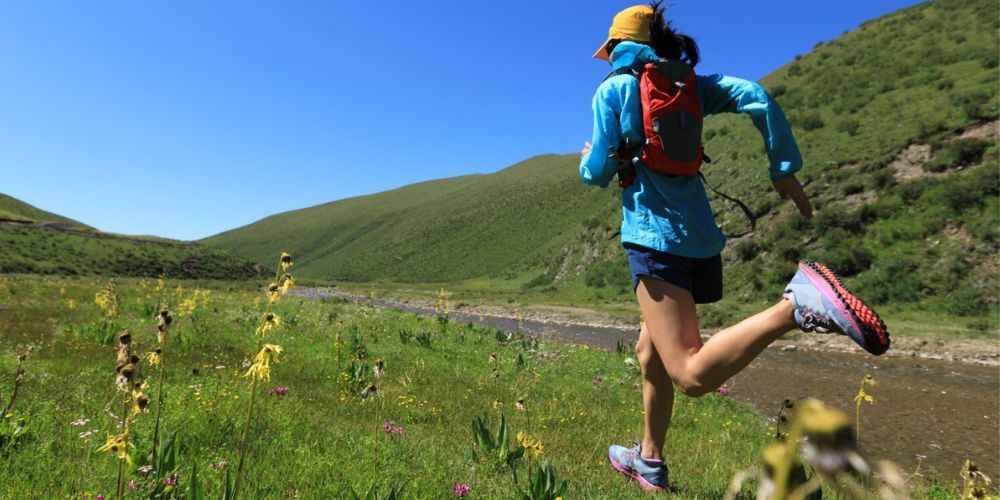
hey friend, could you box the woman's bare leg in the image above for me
[636,276,797,397]
[635,322,673,461]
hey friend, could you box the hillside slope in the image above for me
[205,0,998,319]
[0,193,92,229]
[205,157,617,282]
[0,193,263,280]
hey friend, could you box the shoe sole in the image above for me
[608,451,666,492]
[800,260,890,356]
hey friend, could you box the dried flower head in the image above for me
[797,399,869,477]
[374,358,384,378]
[280,252,293,270]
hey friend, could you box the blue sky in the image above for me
[0,0,924,240]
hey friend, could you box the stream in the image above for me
[295,287,999,483]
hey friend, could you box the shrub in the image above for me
[925,138,991,172]
[842,180,865,195]
[870,169,895,189]
[798,111,825,131]
[837,119,861,136]
[734,239,761,262]
[948,287,989,317]
[949,89,994,120]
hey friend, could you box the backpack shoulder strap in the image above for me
[699,171,757,238]
[603,67,640,83]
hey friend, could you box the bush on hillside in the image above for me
[949,89,995,121]
[798,111,825,131]
[925,138,991,172]
[837,119,861,136]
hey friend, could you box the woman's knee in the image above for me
[671,371,713,398]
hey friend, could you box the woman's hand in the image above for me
[772,175,813,219]
[580,141,592,160]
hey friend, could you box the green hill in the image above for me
[205,0,998,320]
[0,193,92,229]
[0,193,263,280]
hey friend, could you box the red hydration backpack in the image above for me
[605,61,758,237]
[605,59,704,186]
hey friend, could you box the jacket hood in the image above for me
[609,41,659,70]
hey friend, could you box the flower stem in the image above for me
[117,397,130,500]
[232,256,286,498]
[150,347,166,468]
[2,355,25,417]
[232,374,260,498]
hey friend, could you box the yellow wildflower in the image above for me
[267,283,281,304]
[176,297,197,318]
[243,344,282,381]
[281,274,294,294]
[517,431,544,460]
[144,349,162,367]
[280,252,293,271]
[66,299,77,310]
[97,433,132,464]
[255,313,281,337]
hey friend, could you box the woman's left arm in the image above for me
[697,74,803,181]
[698,74,812,218]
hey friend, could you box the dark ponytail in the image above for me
[648,1,700,67]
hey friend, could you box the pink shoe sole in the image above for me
[608,451,666,492]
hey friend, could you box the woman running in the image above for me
[579,3,890,492]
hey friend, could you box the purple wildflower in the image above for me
[592,374,605,385]
[716,386,731,396]
[269,386,289,396]
[452,483,471,497]
[127,480,139,491]
[382,421,396,433]
[211,460,230,471]
[163,473,179,487]
[393,426,405,436]
[96,495,105,500]
[632,383,641,391]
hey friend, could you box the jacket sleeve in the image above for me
[697,74,803,180]
[580,77,641,187]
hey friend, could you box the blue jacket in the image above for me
[580,41,802,258]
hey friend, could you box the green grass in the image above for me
[0,275,971,498]
[203,0,999,329]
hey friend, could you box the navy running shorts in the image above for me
[624,242,723,304]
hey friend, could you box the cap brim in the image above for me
[593,37,612,60]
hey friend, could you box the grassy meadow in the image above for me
[0,271,970,498]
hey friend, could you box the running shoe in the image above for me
[608,442,669,492]
[784,259,890,355]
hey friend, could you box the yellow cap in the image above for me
[593,5,654,61]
